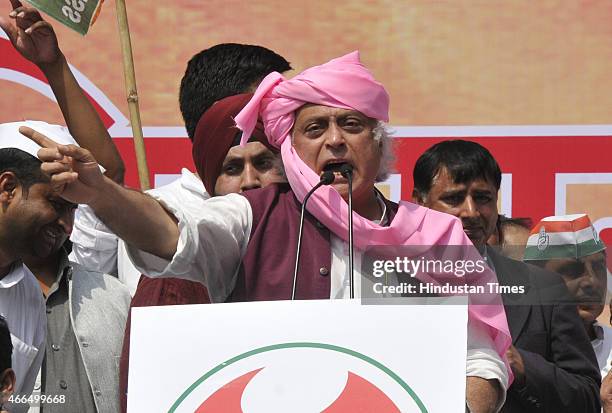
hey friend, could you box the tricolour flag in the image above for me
[27,0,104,35]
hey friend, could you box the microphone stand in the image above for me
[291,171,335,300]
[340,164,355,299]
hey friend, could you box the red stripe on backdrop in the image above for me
[114,137,195,187]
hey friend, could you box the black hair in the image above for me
[179,43,291,140]
[0,148,47,193]
[413,140,501,200]
[0,316,11,372]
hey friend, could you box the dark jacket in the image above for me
[490,248,601,413]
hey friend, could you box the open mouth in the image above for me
[322,160,352,174]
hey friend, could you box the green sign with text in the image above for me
[27,0,103,35]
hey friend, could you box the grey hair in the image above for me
[373,121,395,182]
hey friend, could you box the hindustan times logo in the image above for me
[371,281,525,295]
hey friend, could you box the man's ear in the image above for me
[0,368,15,400]
[0,172,18,204]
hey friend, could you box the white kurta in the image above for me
[0,263,46,413]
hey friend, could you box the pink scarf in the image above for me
[235,51,512,378]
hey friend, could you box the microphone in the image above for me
[340,164,355,299]
[291,170,335,300]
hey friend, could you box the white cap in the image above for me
[0,120,105,172]
[0,120,78,156]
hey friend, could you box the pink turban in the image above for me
[234,52,513,376]
[234,51,398,248]
[235,51,389,149]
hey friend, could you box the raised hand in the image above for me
[2,1,126,183]
[0,0,61,66]
[19,126,106,205]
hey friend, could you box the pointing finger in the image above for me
[19,126,60,149]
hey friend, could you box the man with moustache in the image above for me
[523,214,611,411]
[0,129,47,413]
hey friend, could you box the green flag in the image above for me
[26,0,104,35]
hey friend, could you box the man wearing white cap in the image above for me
[0,121,59,412]
[0,121,130,413]
[524,214,608,370]
[524,214,610,410]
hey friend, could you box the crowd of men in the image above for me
[0,2,609,412]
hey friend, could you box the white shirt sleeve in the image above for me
[69,204,119,276]
[115,240,141,296]
[11,309,45,413]
[125,192,252,303]
[466,318,509,412]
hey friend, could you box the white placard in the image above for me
[128,298,468,412]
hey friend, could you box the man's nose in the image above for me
[459,197,479,218]
[324,122,346,149]
[240,164,261,192]
[581,265,603,288]
[57,208,74,235]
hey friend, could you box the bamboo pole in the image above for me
[114,0,150,190]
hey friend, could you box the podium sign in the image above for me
[128,299,468,412]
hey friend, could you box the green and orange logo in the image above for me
[169,342,428,412]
